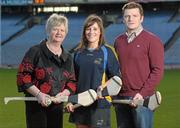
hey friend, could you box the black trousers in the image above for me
[25,101,63,128]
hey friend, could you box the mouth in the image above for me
[87,34,96,38]
[128,23,134,25]
[55,35,63,38]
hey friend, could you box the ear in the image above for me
[140,16,144,23]
[122,18,125,24]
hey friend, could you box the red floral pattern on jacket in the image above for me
[40,82,51,94]
[35,68,46,80]
[16,40,77,96]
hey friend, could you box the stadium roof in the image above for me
[1,0,180,6]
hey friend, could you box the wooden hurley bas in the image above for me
[65,75,123,112]
[4,89,97,107]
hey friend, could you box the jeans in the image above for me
[114,96,153,128]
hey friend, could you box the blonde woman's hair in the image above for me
[76,14,106,50]
[46,13,68,36]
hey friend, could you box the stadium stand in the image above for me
[1,14,86,66]
[104,11,180,45]
[105,24,125,45]
[1,14,27,44]
[63,14,86,50]
[1,0,180,68]
[165,38,180,65]
[1,25,46,66]
[1,0,33,5]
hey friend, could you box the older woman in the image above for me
[66,14,120,128]
[16,13,76,128]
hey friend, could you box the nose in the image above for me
[88,28,92,32]
[128,16,133,21]
[89,28,95,34]
[56,29,62,35]
[57,29,61,33]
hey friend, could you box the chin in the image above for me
[52,40,62,44]
[55,38,64,42]
[128,27,137,31]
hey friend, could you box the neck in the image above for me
[46,41,62,56]
[87,42,99,49]
[127,24,143,35]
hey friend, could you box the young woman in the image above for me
[66,14,120,128]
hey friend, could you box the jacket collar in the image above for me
[40,39,69,62]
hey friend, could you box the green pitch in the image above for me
[0,68,180,128]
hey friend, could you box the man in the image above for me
[114,2,164,128]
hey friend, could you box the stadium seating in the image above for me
[1,10,180,67]
[1,25,46,65]
[105,24,125,45]
[1,15,27,43]
[1,14,86,66]
[1,0,33,5]
[165,38,180,65]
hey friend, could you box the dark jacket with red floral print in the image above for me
[17,39,76,96]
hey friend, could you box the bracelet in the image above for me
[36,91,41,97]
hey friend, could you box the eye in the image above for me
[124,15,129,19]
[133,14,138,17]
[93,27,98,31]
[60,29,65,32]
[52,28,58,32]
[86,28,90,31]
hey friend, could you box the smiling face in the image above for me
[46,14,68,45]
[77,14,106,50]
[49,24,66,44]
[85,22,101,48]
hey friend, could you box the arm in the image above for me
[54,52,79,105]
[16,46,50,107]
[63,54,77,95]
[140,37,164,96]
[55,54,77,98]
[106,45,121,78]
[17,46,39,92]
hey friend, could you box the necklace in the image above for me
[46,42,62,57]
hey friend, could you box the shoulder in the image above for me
[25,44,41,56]
[74,48,84,56]
[28,39,47,53]
[143,30,162,43]
[114,33,126,47]
[30,44,40,51]
[73,49,84,62]
[104,44,115,52]
[103,44,118,58]
[21,44,41,65]
[142,30,164,49]
[62,48,73,62]
[115,33,126,41]
[64,48,71,57]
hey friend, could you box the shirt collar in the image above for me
[126,25,143,43]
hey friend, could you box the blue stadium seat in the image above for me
[165,38,180,65]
